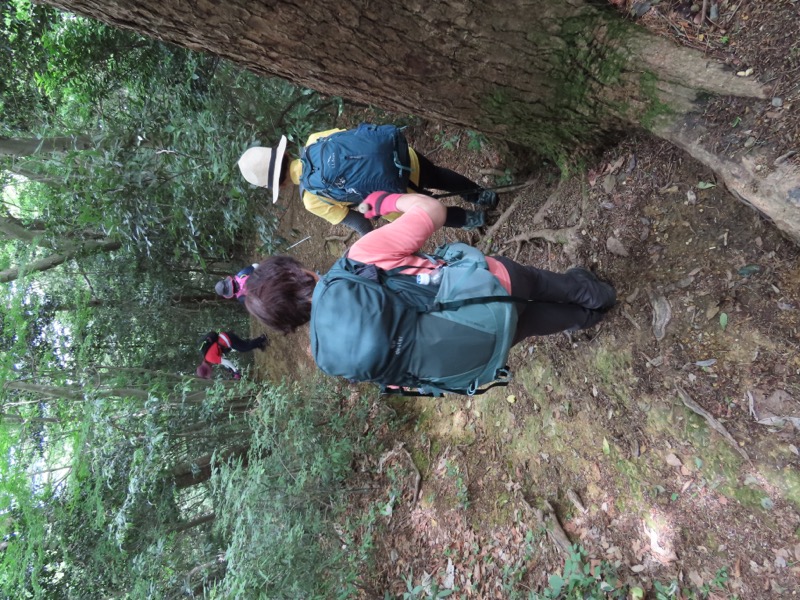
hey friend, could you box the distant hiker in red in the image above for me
[215,264,258,303]
[195,331,268,379]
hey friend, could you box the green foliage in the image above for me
[209,379,383,599]
[535,546,627,599]
[434,130,461,151]
[466,130,487,152]
[0,363,261,598]
[444,460,469,510]
[2,3,340,271]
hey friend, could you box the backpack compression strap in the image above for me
[378,377,511,398]
[419,294,543,313]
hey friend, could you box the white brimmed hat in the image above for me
[237,135,288,203]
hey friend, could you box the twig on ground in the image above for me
[675,386,751,462]
[699,0,708,26]
[378,442,422,503]
[621,306,642,330]
[478,167,507,177]
[566,489,588,514]
[519,495,572,555]
[324,231,355,244]
[480,194,524,252]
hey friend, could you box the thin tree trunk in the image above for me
[0,135,94,157]
[171,445,250,489]
[169,512,216,533]
[0,238,121,283]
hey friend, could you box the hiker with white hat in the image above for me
[237,124,499,236]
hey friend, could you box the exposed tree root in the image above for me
[532,180,565,226]
[498,180,586,261]
[655,118,800,244]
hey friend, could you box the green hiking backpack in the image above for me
[309,242,519,396]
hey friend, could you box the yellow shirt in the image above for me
[289,128,420,225]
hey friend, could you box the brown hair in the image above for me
[245,255,316,334]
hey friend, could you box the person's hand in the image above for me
[358,192,402,219]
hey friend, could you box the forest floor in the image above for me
[249,1,800,597]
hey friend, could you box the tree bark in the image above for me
[0,215,47,244]
[38,0,799,241]
[171,445,250,490]
[169,512,216,533]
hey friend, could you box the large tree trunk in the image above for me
[39,0,800,241]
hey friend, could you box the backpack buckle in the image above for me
[495,367,512,382]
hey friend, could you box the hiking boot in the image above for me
[462,189,499,209]
[475,189,499,209]
[566,267,617,311]
[462,210,486,231]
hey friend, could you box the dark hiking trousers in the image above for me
[416,152,479,195]
[223,331,266,353]
[493,257,613,346]
[416,152,486,228]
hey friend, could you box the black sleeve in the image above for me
[341,209,374,237]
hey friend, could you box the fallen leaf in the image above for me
[650,294,672,341]
[603,438,611,455]
[506,394,516,404]
[719,312,728,331]
[689,570,704,588]
[695,359,717,367]
[605,156,625,174]
[665,453,682,467]
[697,181,716,190]
[607,236,629,256]
[603,173,617,194]
[631,564,646,573]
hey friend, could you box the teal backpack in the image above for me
[309,243,519,396]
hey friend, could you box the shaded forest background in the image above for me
[1,3,374,597]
